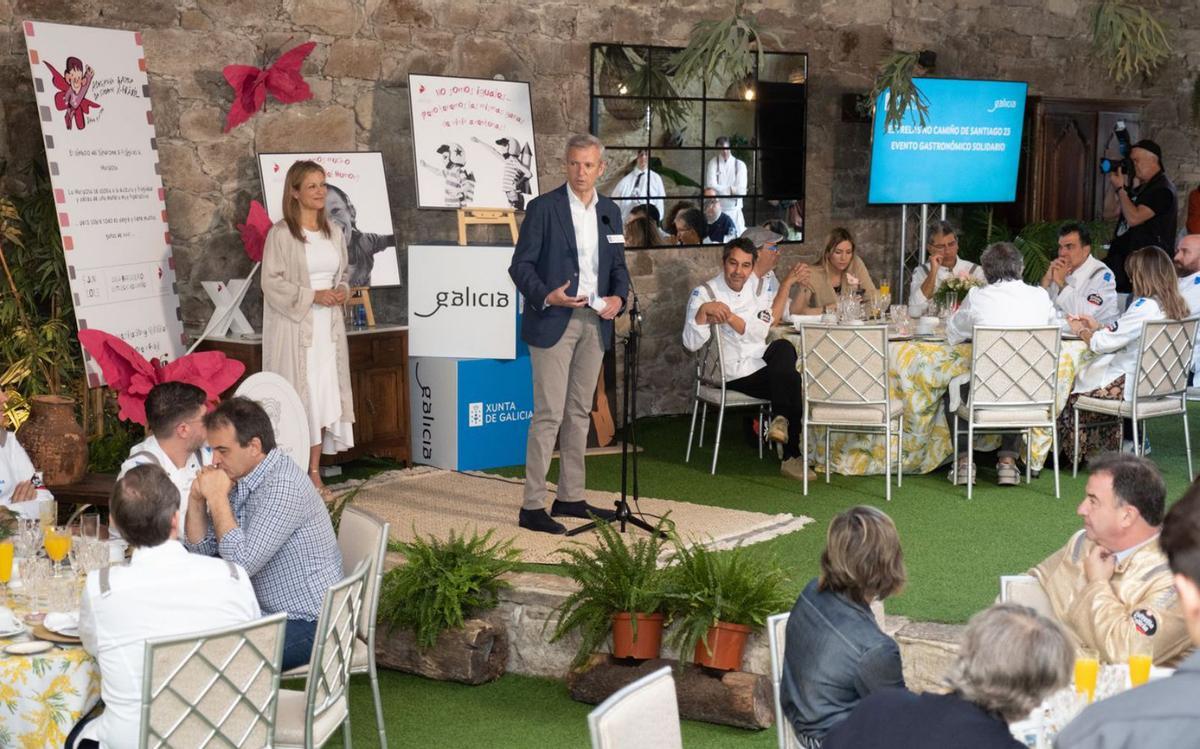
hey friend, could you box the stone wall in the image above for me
[1,0,1197,416]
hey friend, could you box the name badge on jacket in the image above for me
[606,234,624,243]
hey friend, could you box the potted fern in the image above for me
[664,541,790,671]
[376,528,521,684]
[550,517,672,667]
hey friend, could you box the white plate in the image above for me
[5,640,52,656]
[45,623,79,637]
[0,625,26,639]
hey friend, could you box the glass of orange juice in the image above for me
[0,540,12,604]
[1128,636,1153,687]
[1074,647,1100,703]
[43,525,71,577]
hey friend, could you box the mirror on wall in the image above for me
[590,44,808,249]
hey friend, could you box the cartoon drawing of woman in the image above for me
[44,56,98,130]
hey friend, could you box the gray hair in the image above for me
[980,242,1024,283]
[927,219,957,243]
[564,133,604,160]
[945,604,1073,722]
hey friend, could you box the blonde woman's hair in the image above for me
[946,604,1073,722]
[1127,245,1190,320]
[822,227,857,276]
[281,160,331,242]
[818,505,906,604]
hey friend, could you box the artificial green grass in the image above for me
[325,409,1198,747]
[324,670,775,749]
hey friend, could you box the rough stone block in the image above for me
[325,39,382,80]
[179,9,212,31]
[165,190,219,241]
[291,0,364,36]
[371,0,433,26]
[198,0,283,25]
[143,29,256,83]
[178,105,226,144]
[96,0,177,26]
[253,104,355,153]
[158,141,220,194]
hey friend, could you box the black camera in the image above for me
[1099,120,1132,176]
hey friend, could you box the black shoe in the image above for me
[518,508,567,535]
[550,499,618,522]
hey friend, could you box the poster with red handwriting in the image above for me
[256,151,400,287]
[408,74,539,212]
[23,20,183,388]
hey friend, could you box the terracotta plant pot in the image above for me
[611,612,664,660]
[694,621,752,671]
[19,395,87,486]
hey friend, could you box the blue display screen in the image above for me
[867,78,1028,205]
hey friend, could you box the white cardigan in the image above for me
[1072,297,1165,401]
[260,220,355,427]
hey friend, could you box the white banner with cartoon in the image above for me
[257,151,400,288]
[22,20,183,386]
[408,74,539,211]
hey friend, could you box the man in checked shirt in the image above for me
[185,397,343,670]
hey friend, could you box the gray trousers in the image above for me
[522,308,605,510]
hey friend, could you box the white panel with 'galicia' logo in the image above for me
[409,244,519,359]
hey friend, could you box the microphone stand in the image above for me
[567,287,664,538]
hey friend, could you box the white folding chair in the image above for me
[799,324,902,500]
[275,560,370,749]
[284,507,391,748]
[686,324,772,474]
[999,575,1054,618]
[1073,318,1198,480]
[953,325,1062,500]
[767,612,800,749]
[138,612,288,749]
[587,665,683,749]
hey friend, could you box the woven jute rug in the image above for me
[337,468,813,565]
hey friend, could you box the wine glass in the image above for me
[0,540,12,606]
[44,525,71,578]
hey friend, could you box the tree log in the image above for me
[375,618,508,685]
[567,655,774,730]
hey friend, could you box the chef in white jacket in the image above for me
[0,389,53,519]
[1174,233,1200,378]
[909,220,987,307]
[610,150,665,226]
[1063,247,1191,461]
[704,136,748,235]
[683,237,811,480]
[1040,223,1119,329]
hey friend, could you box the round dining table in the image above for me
[769,326,1093,476]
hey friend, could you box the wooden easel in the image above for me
[347,287,375,327]
[457,208,518,245]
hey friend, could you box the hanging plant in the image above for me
[1091,0,1171,85]
[869,50,932,132]
[621,47,692,134]
[669,0,775,93]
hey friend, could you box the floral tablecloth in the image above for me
[769,328,1093,476]
[0,613,99,749]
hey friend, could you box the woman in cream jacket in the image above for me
[261,160,355,496]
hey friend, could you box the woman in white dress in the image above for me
[261,160,355,497]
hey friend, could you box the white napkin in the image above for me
[0,606,19,632]
[44,611,80,635]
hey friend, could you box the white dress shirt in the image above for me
[1073,296,1166,400]
[1048,254,1119,328]
[611,168,665,225]
[909,256,988,307]
[119,435,212,521]
[79,540,260,749]
[568,187,600,301]
[945,280,1059,345]
[1179,272,1200,375]
[0,431,53,519]
[704,154,748,234]
[682,272,772,380]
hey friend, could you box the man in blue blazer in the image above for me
[508,134,630,534]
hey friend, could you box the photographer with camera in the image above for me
[1104,137,1177,295]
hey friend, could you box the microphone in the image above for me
[601,214,613,232]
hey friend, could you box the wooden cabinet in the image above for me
[197,326,410,465]
[1003,97,1146,229]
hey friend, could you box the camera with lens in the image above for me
[1099,120,1133,176]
